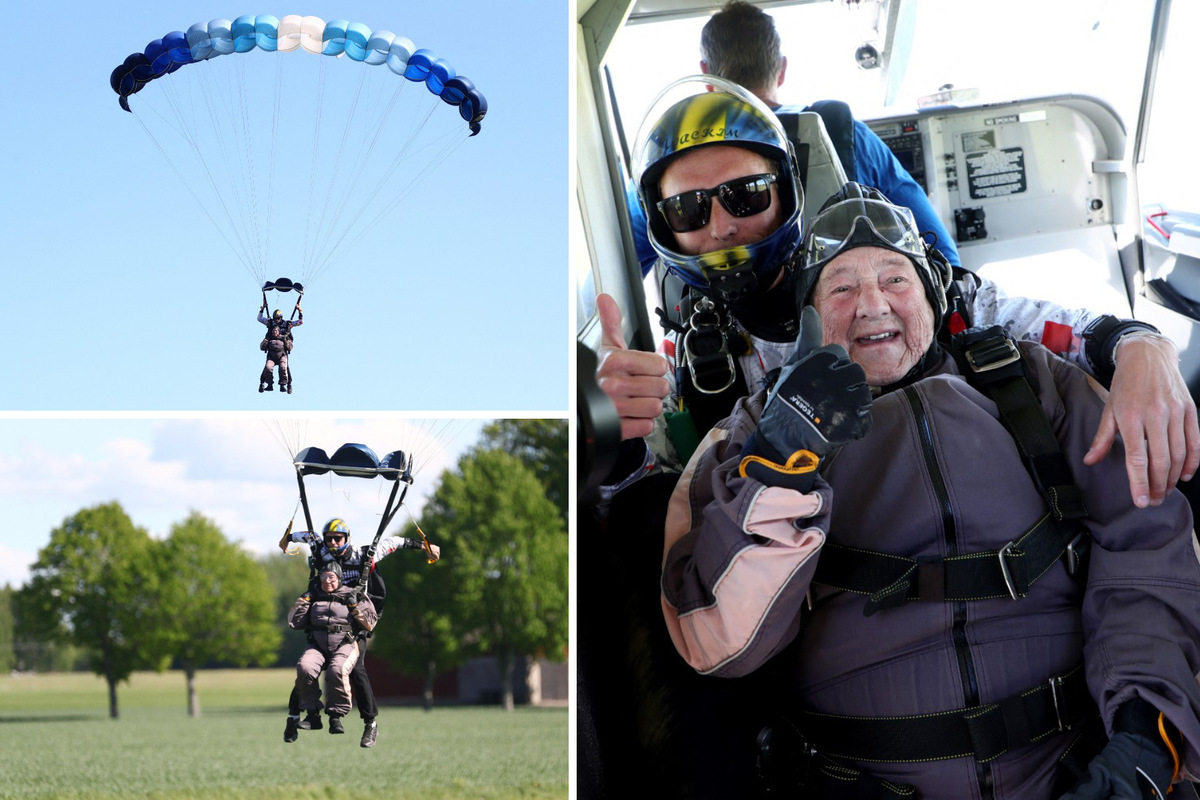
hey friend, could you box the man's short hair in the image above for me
[700,1,784,95]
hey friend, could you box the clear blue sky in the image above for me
[0,417,489,587]
[0,0,568,411]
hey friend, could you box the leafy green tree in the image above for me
[156,512,282,717]
[257,548,313,666]
[480,420,568,524]
[423,448,568,710]
[372,519,463,710]
[16,502,167,718]
[0,585,14,673]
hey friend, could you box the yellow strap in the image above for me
[738,449,820,479]
[1159,712,1181,791]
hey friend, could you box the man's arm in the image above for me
[962,273,1200,505]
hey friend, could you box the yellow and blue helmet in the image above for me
[633,76,804,304]
[321,517,351,556]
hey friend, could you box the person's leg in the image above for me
[350,641,380,747]
[324,641,359,732]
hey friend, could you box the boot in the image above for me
[284,715,299,743]
[286,383,293,394]
[360,719,378,748]
[265,384,274,392]
[298,711,323,730]
[329,715,345,735]
[259,382,266,393]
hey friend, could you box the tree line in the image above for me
[0,420,567,718]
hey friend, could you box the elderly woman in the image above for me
[660,183,1200,799]
[287,560,377,740]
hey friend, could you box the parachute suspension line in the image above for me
[402,418,475,479]
[304,99,453,284]
[130,107,257,281]
[187,61,264,283]
[307,73,410,275]
[301,56,331,289]
[312,126,468,281]
[262,53,287,284]
[304,64,372,281]
[233,56,266,279]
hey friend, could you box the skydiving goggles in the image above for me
[803,198,926,268]
[323,533,347,544]
[657,173,778,233]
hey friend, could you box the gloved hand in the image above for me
[1057,731,1175,800]
[740,305,873,491]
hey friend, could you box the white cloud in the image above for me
[0,418,487,587]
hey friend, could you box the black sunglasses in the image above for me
[656,173,778,233]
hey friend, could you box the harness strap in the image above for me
[951,327,1089,522]
[816,512,1088,615]
[796,665,1094,764]
[310,622,353,634]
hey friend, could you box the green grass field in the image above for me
[0,669,567,800]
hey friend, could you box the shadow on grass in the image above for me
[0,714,101,723]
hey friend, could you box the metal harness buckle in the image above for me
[998,541,1019,600]
[965,336,1021,373]
[1047,675,1069,731]
[1064,533,1085,576]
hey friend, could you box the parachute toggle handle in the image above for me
[277,520,294,552]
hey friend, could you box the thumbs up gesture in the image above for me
[740,306,873,489]
[594,293,670,440]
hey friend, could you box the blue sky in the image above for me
[0,417,490,587]
[0,0,568,412]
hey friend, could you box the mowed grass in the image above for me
[0,669,567,800]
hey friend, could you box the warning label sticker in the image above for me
[965,147,1026,199]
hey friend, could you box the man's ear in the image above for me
[699,61,716,92]
[777,55,788,88]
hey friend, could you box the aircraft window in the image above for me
[1139,0,1198,214]
[606,2,1155,147]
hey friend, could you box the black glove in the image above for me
[740,306,873,491]
[1058,700,1177,800]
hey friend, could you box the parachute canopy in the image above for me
[110,15,486,132]
[263,277,304,295]
[109,15,487,296]
[293,443,412,481]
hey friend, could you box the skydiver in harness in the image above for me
[280,517,441,748]
[258,302,303,394]
[287,559,378,742]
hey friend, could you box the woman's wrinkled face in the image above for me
[811,246,935,386]
[320,571,340,592]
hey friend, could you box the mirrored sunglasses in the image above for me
[657,173,777,233]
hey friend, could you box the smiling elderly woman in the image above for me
[659,183,1200,800]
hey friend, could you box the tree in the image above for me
[257,549,313,667]
[16,502,168,718]
[372,519,464,710]
[480,420,568,524]
[422,448,568,710]
[156,512,282,717]
[0,585,14,673]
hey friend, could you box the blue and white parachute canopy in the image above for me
[293,442,412,481]
[110,15,486,134]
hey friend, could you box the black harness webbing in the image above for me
[810,328,1090,616]
[950,326,1089,524]
[795,665,1093,764]
[816,512,1086,615]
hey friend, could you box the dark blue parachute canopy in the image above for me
[263,277,304,294]
[110,14,486,132]
[293,443,411,480]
